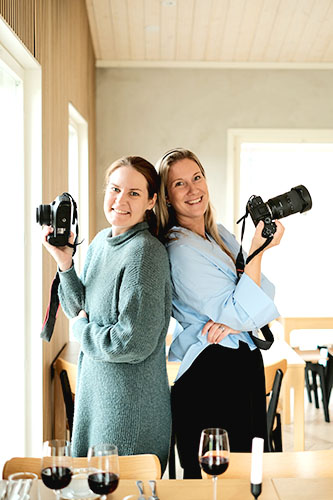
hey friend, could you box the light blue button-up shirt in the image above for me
[167,224,280,381]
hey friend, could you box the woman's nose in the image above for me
[187,182,199,194]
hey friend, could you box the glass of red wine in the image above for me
[198,428,230,500]
[87,443,119,499]
[41,440,73,500]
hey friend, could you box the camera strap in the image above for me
[40,193,80,342]
[235,211,274,350]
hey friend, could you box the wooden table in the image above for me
[2,477,333,500]
[272,478,333,500]
[277,317,333,346]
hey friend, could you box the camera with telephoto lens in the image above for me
[36,193,73,246]
[247,185,312,238]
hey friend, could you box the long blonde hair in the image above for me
[155,148,235,262]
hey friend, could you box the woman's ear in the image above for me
[148,192,157,210]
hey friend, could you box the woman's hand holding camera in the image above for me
[250,220,285,255]
[41,225,74,271]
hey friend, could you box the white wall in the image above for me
[96,68,333,232]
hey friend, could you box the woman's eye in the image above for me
[194,175,201,181]
[110,187,120,192]
[175,181,184,187]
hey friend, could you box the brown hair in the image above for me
[155,148,235,262]
[105,156,160,235]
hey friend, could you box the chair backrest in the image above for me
[264,359,287,395]
[2,454,161,480]
[264,359,287,452]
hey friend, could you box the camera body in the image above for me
[247,185,312,238]
[247,195,277,238]
[36,193,72,246]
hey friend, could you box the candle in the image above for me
[251,437,264,485]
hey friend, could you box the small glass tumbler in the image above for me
[8,472,40,500]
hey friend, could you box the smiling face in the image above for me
[166,158,209,232]
[104,166,157,236]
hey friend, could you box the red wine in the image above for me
[199,456,229,476]
[41,466,72,490]
[88,472,119,495]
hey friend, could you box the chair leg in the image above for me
[305,365,312,403]
[312,371,320,409]
[168,428,176,479]
[271,413,283,452]
[318,369,330,423]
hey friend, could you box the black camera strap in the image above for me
[40,193,80,342]
[235,211,274,350]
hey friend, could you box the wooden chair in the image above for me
[2,454,161,480]
[294,346,333,422]
[264,358,287,452]
[53,344,79,438]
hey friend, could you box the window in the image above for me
[229,129,333,347]
[0,20,42,469]
[68,104,89,275]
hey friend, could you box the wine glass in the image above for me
[41,440,73,500]
[198,428,230,500]
[87,443,120,499]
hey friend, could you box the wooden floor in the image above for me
[164,387,333,479]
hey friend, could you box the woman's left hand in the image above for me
[72,309,88,326]
[202,320,240,344]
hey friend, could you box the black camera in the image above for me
[247,185,312,238]
[36,193,72,246]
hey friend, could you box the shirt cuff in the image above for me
[234,272,279,328]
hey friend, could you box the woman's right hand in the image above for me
[249,220,285,255]
[42,226,74,271]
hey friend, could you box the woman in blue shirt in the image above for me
[156,148,284,478]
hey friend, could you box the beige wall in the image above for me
[96,68,333,231]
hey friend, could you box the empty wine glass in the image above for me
[198,428,230,500]
[41,440,73,500]
[87,443,119,499]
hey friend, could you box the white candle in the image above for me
[251,437,264,484]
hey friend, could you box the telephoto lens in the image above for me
[266,185,312,220]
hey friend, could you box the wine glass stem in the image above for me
[213,475,217,500]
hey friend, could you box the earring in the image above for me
[166,201,172,208]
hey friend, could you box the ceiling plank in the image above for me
[160,0,178,60]
[277,0,314,62]
[190,0,213,60]
[110,0,130,60]
[219,0,247,61]
[262,0,300,62]
[205,0,230,61]
[291,0,332,61]
[175,0,195,60]
[233,0,265,61]
[248,0,281,61]
[144,0,160,60]
[127,0,145,60]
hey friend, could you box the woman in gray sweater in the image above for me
[42,157,172,472]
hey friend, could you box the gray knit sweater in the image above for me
[58,221,172,472]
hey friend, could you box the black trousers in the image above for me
[171,343,268,478]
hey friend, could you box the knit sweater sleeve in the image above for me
[72,245,171,363]
[58,266,85,318]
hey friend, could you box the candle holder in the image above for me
[251,483,262,499]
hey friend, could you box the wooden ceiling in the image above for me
[86,0,333,67]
